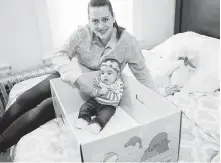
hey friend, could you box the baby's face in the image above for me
[100,66,118,85]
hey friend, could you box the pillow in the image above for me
[182,69,220,93]
[150,32,202,59]
[149,31,220,93]
[122,50,159,80]
[142,50,161,66]
[170,62,190,86]
[142,50,168,77]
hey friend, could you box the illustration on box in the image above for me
[100,132,173,162]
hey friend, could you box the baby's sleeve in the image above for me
[91,77,101,97]
[103,80,124,102]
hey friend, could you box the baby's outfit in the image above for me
[77,76,124,133]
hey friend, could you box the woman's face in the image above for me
[88,6,115,41]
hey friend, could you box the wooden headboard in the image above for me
[174,0,220,39]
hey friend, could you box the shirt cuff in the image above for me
[61,71,82,85]
[158,87,167,97]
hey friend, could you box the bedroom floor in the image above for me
[0,150,12,162]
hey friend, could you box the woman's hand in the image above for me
[60,72,78,85]
[164,85,182,96]
[75,71,99,95]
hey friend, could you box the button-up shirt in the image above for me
[52,25,156,92]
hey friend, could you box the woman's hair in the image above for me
[88,0,125,40]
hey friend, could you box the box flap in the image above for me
[81,125,143,162]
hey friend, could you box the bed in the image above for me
[2,0,220,162]
[141,31,220,162]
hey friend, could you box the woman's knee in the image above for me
[15,73,59,108]
[25,98,55,122]
[3,103,23,119]
[15,92,37,109]
[51,71,60,78]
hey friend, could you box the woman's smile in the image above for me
[96,28,108,35]
[98,29,107,34]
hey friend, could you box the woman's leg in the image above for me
[0,97,55,151]
[0,72,60,134]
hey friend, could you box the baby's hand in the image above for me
[99,87,108,95]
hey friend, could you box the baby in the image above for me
[75,58,124,134]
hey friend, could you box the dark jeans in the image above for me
[78,98,116,129]
[0,72,60,152]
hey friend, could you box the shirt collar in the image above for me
[91,33,100,44]
[91,27,117,48]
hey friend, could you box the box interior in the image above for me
[51,78,181,162]
[51,78,179,143]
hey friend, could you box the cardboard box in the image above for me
[50,77,181,162]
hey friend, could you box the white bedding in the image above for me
[146,31,220,94]
[9,79,220,162]
[167,91,220,162]
[7,32,220,162]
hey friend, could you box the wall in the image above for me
[0,0,175,73]
[0,0,44,73]
[46,0,89,51]
[133,0,176,49]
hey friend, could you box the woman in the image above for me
[0,0,157,152]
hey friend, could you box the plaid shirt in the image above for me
[52,25,156,92]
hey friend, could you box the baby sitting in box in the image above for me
[75,58,124,134]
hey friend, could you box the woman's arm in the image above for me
[127,37,158,93]
[51,27,98,95]
[52,28,83,84]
